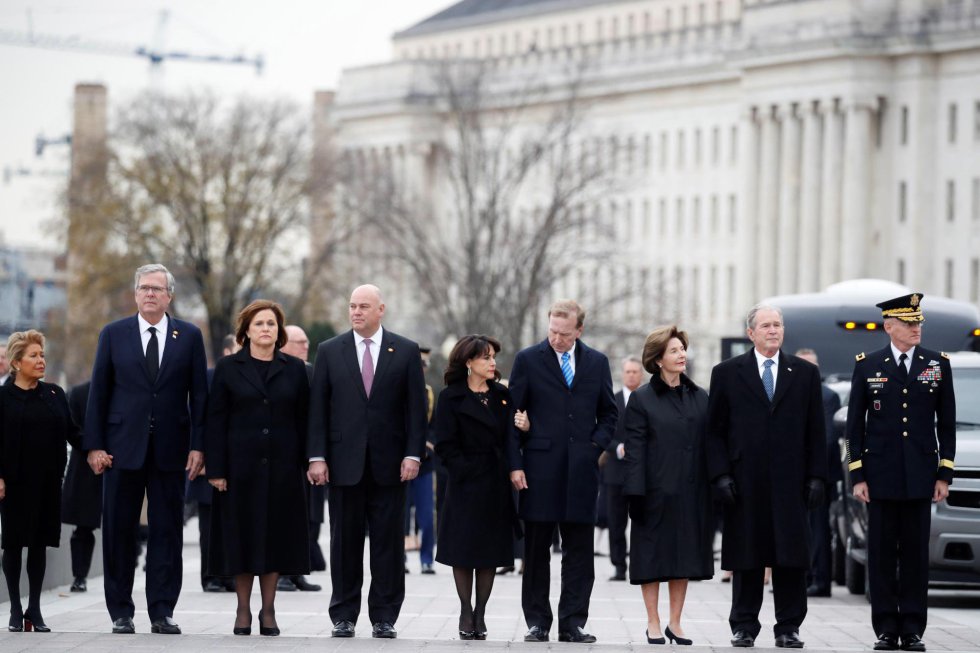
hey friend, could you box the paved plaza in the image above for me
[1,521,979,652]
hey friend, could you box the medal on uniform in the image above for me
[873,400,881,411]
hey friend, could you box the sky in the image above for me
[0,0,450,249]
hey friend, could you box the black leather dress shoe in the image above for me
[372,621,397,638]
[203,579,226,592]
[900,634,926,651]
[874,634,900,651]
[70,577,88,592]
[276,577,297,591]
[731,630,755,647]
[112,617,135,634]
[525,625,549,642]
[150,617,181,634]
[331,620,355,637]
[806,584,831,597]
[609,572,626,581]
[558,626,597,643]
[292,576,321,591]
[775,632,804,648]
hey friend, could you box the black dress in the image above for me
[434,381,518,568]
[623,374,714,584]
[205,348,310,576]
[0,381,78,549]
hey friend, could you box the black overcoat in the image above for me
[205,347,310,575]
[601,390,628,485]
[623,374,714,583]
[705,349,827,570]
[61,381,103,529]
[506,339,618,524]
[0,381,79,549]
[434,381,518,568]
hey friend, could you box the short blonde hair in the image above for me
[641,325,688,374]
[548,299,586,328]
[6,330,45,377]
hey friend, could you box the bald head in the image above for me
[349,284,385,337]
[281,325,310,361]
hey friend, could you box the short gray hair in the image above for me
[621,355,642,368]
[134,264,175,294]
[746,303,783,330]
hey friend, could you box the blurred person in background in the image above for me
[623,326,713,645]
[206,301,311,636]
[0,344,10,385]
[434,335,524,640]
[61,379,101,593]
[1,330,80,632]
[405,346,437,575]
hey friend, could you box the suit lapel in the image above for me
[372,332,397,392]
[267,351,287,384]
[736,350,770,406]
[770,353,796,408]
[234,347,267,396]
[128,316,153,384]
[342,331,368,401]
[156,315,178,382]
[571,341,590,389]
[538,341,566,387]
[458,389,497,430]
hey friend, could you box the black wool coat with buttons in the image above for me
[205,346,310,576]
[845,345,955,500]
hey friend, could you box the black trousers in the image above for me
[102,460,184,622]
[327,473,406,625]
[605,483,629,574]
[522,520,594,632]
[868,498,931,637]
[70,526,97,579]
[808,498,831,591]
[730,567,807,637]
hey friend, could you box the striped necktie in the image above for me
[560,351,574,388]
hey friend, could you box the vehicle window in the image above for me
[954,368,980,427]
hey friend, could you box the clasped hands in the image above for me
[305,457,421,486]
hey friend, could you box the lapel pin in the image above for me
[172,330,179,339]
[501,399,508,405]
[787,367,792,372]
[388,347,394,352]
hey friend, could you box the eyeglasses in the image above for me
[137,285,168,295]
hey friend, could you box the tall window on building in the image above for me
[681,5,689,29]
[716,1,724,22]
[691,267,701,318]
[972,258,980,303]
[730,125,738,164]
[709,266,718,318]
[677,130,685,168]
[694,128,702,166]
[693,196,701,235]
[659,198,667,237]
[643,133,652,170]
[711,126,720,165]
[711,194,719,233]
[676,197,685,236]
[660,131,668,169]
[973,177,980,221]
[897,258,906,285]
[949,103,958,144]
[727,265,736,315]
[728,194,738,233]
[974,101,980,141]
[900,105,909,146]
[898,181,907,223]
[947,180,956,222]
[665,8,672,32]
[642,199,651,240]
[945,259,954,297]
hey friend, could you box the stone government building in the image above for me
[319,0,980,378]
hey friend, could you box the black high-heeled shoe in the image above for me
[646,628,666,644]
[8,610,24,632]
[258,609,279,636]
[24,610,50,633]
[473,612,487,640]
[665,625,693,645]
[459,612,476,640]
[233,611,252,636]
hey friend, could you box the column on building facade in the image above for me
[839,97,876,280]
[797,100,823,293]
[818,99,843,288]
[756,105,781,299]
[776,103,801,295]
[736,105,760,312]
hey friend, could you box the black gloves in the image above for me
[804,478,825,510]
[714,475,738,506]
[627,496,645,523]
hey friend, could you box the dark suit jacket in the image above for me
[306,328,427,487]
[84,314,208,472]
[62,381,104,528]
[845,346,955,500]
[705,349,827,570]
[601,390,628,485]
[507,339,618,524]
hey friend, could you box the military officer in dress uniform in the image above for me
[845,293,956,653]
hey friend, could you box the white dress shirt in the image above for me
[754,349,780,387]
[355,327,383,373]
[890,344,915,372]
[137,313,167,365]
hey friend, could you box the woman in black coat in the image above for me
[623,325,713,645]
[206,300,310,637]
[435,335,526,640]
[0,330,79,632]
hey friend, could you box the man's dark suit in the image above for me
[507,339,617,634]
[85,314,208,622]
[307,328,427,625]
[705,349,827,639]
[601,390,629,577]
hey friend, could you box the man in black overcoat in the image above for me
[507,299,618,644]
[307,284,427,639]
[706,304,827,649]
[845,293,955,652]
[603,356,643,581]
[62,380,101,593]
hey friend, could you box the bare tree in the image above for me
[337,60,630,366]
[82,90,346,356]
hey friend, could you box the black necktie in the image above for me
[146,326,159,382]
[896,353,908,382]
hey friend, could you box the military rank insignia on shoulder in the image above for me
[855,352,866,361]
[941,352,950,360]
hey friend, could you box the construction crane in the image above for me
[0,10,264,74]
